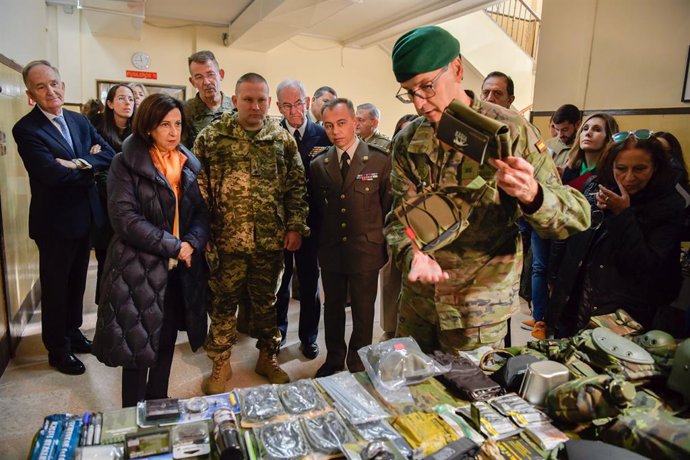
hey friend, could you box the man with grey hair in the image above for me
[310,86,337,125]
[13,60,115,375]
[183,50,234,148]
[355,103,391,152]
[274,79,331,360]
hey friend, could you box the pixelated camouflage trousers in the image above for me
[397,294,507,353]
[204,250,284,361]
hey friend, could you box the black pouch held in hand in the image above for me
[436,99,510,165]
[491,354,543,393]
[432,351,504,401]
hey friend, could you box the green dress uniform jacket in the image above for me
[384,95,591,335]
[364,130,392,153]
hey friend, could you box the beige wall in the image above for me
[80,20,428,135]
[0,0,47,67]
[0,61,40,329]
[534,0,690,110]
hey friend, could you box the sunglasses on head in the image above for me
[611,129,654,143]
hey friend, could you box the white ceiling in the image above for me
[65,0,499,51]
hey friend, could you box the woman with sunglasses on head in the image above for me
[92,93,209,407]
[526,113,620,339]
[562,112,619,190]
[547,130,684,338]
[92,84,136,301]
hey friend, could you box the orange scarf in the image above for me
[149,146,187,238]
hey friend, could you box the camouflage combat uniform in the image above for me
[384,93,590,353]
[194,111,309,361]
[364,130,392,153]
[545,136,571,169]
[183,92,235,149]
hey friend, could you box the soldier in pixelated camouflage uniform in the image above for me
[194,72,309,393]
[385,26,591,353]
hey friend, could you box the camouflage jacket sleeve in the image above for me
[384,126,421,273]
[283,134,310,237]
[192,130,212,212]
[518,122,591,239]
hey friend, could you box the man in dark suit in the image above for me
[310,98,392,376]
[274,80,331,359]
[12,60,115,375]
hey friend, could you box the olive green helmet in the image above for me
[633,330,676,351]
[667,338,690,402]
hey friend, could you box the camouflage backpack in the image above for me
[587,309,644,337]
[599,410,690,460]
[544,374,636,424]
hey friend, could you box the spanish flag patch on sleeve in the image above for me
[535,139,547,153]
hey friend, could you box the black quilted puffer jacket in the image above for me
[92,134,209,368]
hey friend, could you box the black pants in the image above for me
[35,236,91,355]
[121,269,183,408]
[275,235,321,345]
[321,269,378,372]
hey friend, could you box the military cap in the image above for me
[392,26,460,82]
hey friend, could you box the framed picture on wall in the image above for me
[96,80,186,104]
[681,47,690,102]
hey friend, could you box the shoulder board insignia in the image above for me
[367,143,389,154]
[535,139,547,153]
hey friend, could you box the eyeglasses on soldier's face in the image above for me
[396,65,449,104]
[611,129,654,143]
[277,99,306,112]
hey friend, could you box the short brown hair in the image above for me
[322,97,355,117]
[187,50,219,70]
[235,72,268,94]
[132,93,187,147]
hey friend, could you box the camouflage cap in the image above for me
[392,26,460,83]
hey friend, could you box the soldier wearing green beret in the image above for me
[194,73,309,392]
[385,26,591,353]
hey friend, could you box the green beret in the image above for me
[392,26,460,83]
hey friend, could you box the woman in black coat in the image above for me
[92,93,209,407]
[547,131,685,338]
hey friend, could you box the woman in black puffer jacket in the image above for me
[92,94,209,407]
[547,132,684,338]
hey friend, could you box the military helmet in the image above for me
[633,330,675,351]
[667,338,690,402]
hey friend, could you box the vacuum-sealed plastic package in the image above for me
[238,385,285,424]
[359,338,450,391]
[277,379,328,415]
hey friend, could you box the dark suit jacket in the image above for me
[281,118,331,231]
[12,106,116,240]
[310,141,392,274]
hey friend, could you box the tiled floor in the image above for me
[0,256,533,459]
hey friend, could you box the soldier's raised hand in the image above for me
[489,157,539,205]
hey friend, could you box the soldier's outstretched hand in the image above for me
[284,230,302,251]
[490,157,539,205]
[408,249,449,284]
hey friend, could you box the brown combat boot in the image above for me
[202,358,232,395]
[255,350,290,384]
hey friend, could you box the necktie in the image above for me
[340,151,350,180]
[55,115,74,150]
[293,130,302,144]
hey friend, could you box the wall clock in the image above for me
[131,52,151,70]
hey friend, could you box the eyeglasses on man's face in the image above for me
[395,65,449,104]
[278,99,306,112]
[611,129,654,143]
